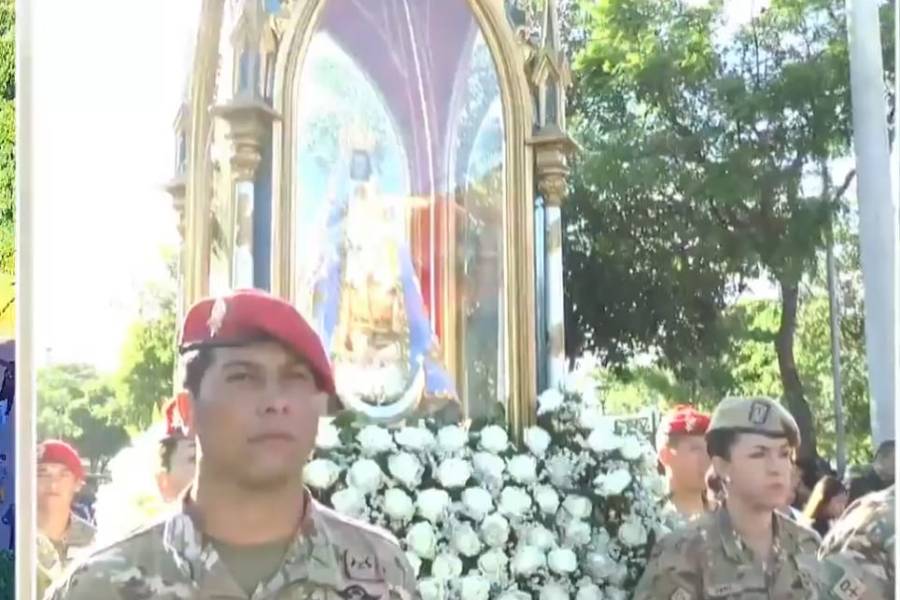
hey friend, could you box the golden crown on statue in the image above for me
[340,120,377,153]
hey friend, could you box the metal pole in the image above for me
[826,224,847,477]
[846,0,898,447]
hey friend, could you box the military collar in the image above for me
[716,505,783,563]
[163,486,340,598]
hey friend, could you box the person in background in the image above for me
[802,476,849,537]
[655,404,712,528]
[634,397,821,599]
[779,463,805,521]
[36,440,95,599]
[811,486,894,599]
[156,395,196,502]
[848,440,894,502]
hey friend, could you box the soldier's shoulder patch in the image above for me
[670,589,692,600]
[832,572,867,600]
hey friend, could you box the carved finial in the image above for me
[542,0,562,55]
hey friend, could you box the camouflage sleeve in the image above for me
[631,535,701,600]
[382,539,420,600]
[810,552,893,600]
[44,561,121,600]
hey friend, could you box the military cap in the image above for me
[707,396,800,447]
[38,440,85,481]
[179,289,335,395]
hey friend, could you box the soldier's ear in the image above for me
[176,390,195,433]
[711,456,731,483]
[658,445,675,467]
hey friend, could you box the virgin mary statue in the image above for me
[307,128,460,423]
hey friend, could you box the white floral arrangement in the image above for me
[308,364,668,600]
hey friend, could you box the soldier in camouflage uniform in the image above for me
[36,440,95,599]
[809,486,894,600]
[655,405,712,530]
[47,289,418,600]
[634,396,822,599]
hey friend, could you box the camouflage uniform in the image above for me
[46,491,418,600]
[635,397,822,599]
[810,486,894,600]
[37,515,95,599]
[634,505,821,599]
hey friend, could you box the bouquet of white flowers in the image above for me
[309,366,667,599]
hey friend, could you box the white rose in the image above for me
[586,428,622,453]
[481,513,511,548]
[592,527,611,550]
[548,547,578,575]
[383,488,415,522]
[540,582,570,600]
[526,525,557,551]
[618,517,648,547]
[565,519,592,547]
[499,486,533,518]
[478,549,510,582]
[406,552,422,578]
[303,458,340,490]
[331,487,366,517]
[576,583,603,600]
[356,424,395,455]
[437,458,473,489]
[432,553,464,581]
[315,420,341,449]
[418,578,444,600]
[480,425,509,453]
[395,426,436,451]
[537,388,565,415]
[497,591,530,600]
[595,468,632,496]
[546,454,574,488]
[461,487,494,522]
[451,523,483,557]
[507,454,538,485]
[611,563,629,585]
[605,586,627,600]
[348,459,384,495]
[523,426,552,457]
[578,405,609,431]
[388,452,424,489]
[473,452,506,486]
[562,495,592,520]
[406,521,438,559]
[534,485,561,515]
[619,436,644,461]
[585,552,616,581]
[416,488,451,523]
[438,425,468,453]
[511,545,546,577]
[460,574,491,600]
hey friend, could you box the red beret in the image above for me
[179,289,335,395]
[38,440,85,481]
[659,404,710,437]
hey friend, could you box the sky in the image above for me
[32,0,199,373]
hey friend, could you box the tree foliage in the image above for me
[0,0,14,275]
[113,259,178,431]
[36,364,129,472]
[565,0,893,459]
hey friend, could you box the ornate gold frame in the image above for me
[268,0,537,435]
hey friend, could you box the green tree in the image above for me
[567,0,893,459]
[113,257,178,430]
[36,364,129,472]
[0,0,15,275]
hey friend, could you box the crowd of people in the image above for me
[32,288,896,599]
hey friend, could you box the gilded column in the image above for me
[528,0,577,390]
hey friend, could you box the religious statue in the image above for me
[308,126,460,422]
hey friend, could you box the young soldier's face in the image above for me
[37,463,80,515]
[660,434,710,493]
[715,434,793,510]
[188,341,326,489]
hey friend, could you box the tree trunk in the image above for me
[775,279,818,461]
